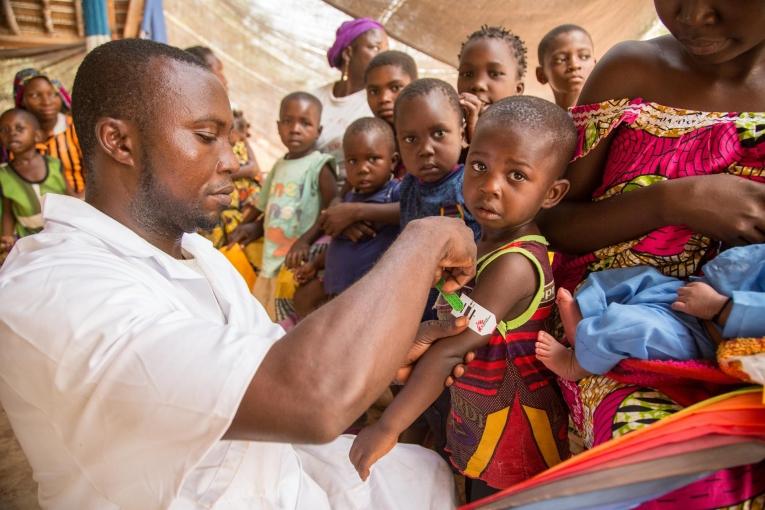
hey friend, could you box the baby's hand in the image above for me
[293,262,316,285]
[349,423,398,481]
[285,240,310,269]
[671,281,728,320]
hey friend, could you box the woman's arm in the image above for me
[539,40,765,252]
[349,253,536,479]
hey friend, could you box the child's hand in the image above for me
[293,261,317,285]
[342,222,376,242]
[319,203,360,236]
[459,92,485,144]
[285,240,310,269]
[671,281,728,320]
[227,223,259,247]
[349,423,398,481]
[0,235,15,252]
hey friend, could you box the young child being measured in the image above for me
[350,96,575,493]
[535,244,765,380]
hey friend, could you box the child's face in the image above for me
[366,65,413,125]
[344,129,396,194]
[536,31,595,98]
[395,91,463,183]
[22,77,62,123]
[458,38,524,105]
[277,99,322,157]
[463,124,568,232]
[655,0,765,65]
[0,112,40,154]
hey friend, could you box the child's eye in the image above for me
[554,57,566,65]
[489,71,504,79]
[579,53,591,61]
[470,161,487,173]
[509,170,526,182]
[368,156,380,163]
[301,120,311,127]
[433,129,446,139]
[459,71,473,78]
[403,135,416,144]
[346,158,357,165]
[391,85,401,92]
[367,88,378,96]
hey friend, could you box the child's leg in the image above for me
[535,331,591,381]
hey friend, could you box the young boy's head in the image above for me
[463,96,575,230]
[343,117,397,194]
[365,50,418,125]
[394,78,463,184]
[535,25,595,109]
[0,108,41,155]
[277,92,323,158]
[457,25,527,105]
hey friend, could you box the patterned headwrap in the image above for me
[13,68,72,111]
[326,17,385,70]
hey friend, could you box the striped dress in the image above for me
[446,235,569,489]
[36,114,84,194]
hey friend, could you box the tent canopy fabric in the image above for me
[1,0,659,170]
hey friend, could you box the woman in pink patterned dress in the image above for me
[539,1,765,507]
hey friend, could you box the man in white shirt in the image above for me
[0,40,476,509]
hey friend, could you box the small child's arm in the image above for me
[672,281,765,338]
[1,197,16,252]
[349,253,537,480]
[285,164,337,268]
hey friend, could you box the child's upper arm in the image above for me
[430,252,538,361]
[318,164,337,208]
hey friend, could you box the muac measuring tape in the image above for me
[435,279,497,336]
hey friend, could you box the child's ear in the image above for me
[515,81,525,95]
[317,124,323,137]
[390,151,400,170]
[96,118,136,168]
[535,66,548,85]
[32,128,43,144]
[541,178,570,209]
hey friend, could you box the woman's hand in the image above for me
[285,239,310,269]
[669,175,765,245]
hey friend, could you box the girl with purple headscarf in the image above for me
[313,17,388,183]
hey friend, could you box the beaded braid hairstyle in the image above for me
[458,25,528,80]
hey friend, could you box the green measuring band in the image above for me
[435,279,464,312]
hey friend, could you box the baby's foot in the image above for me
[535,331,590,381]
[556,287,582,346]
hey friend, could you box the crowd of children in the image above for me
[2,3,764,506]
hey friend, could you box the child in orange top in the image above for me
[350,96,575,497]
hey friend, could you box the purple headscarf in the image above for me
[326,17,385,69]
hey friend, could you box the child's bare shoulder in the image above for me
[474,251,537,303]
[578,37,669,105]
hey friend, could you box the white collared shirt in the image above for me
[0,194,304,509]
